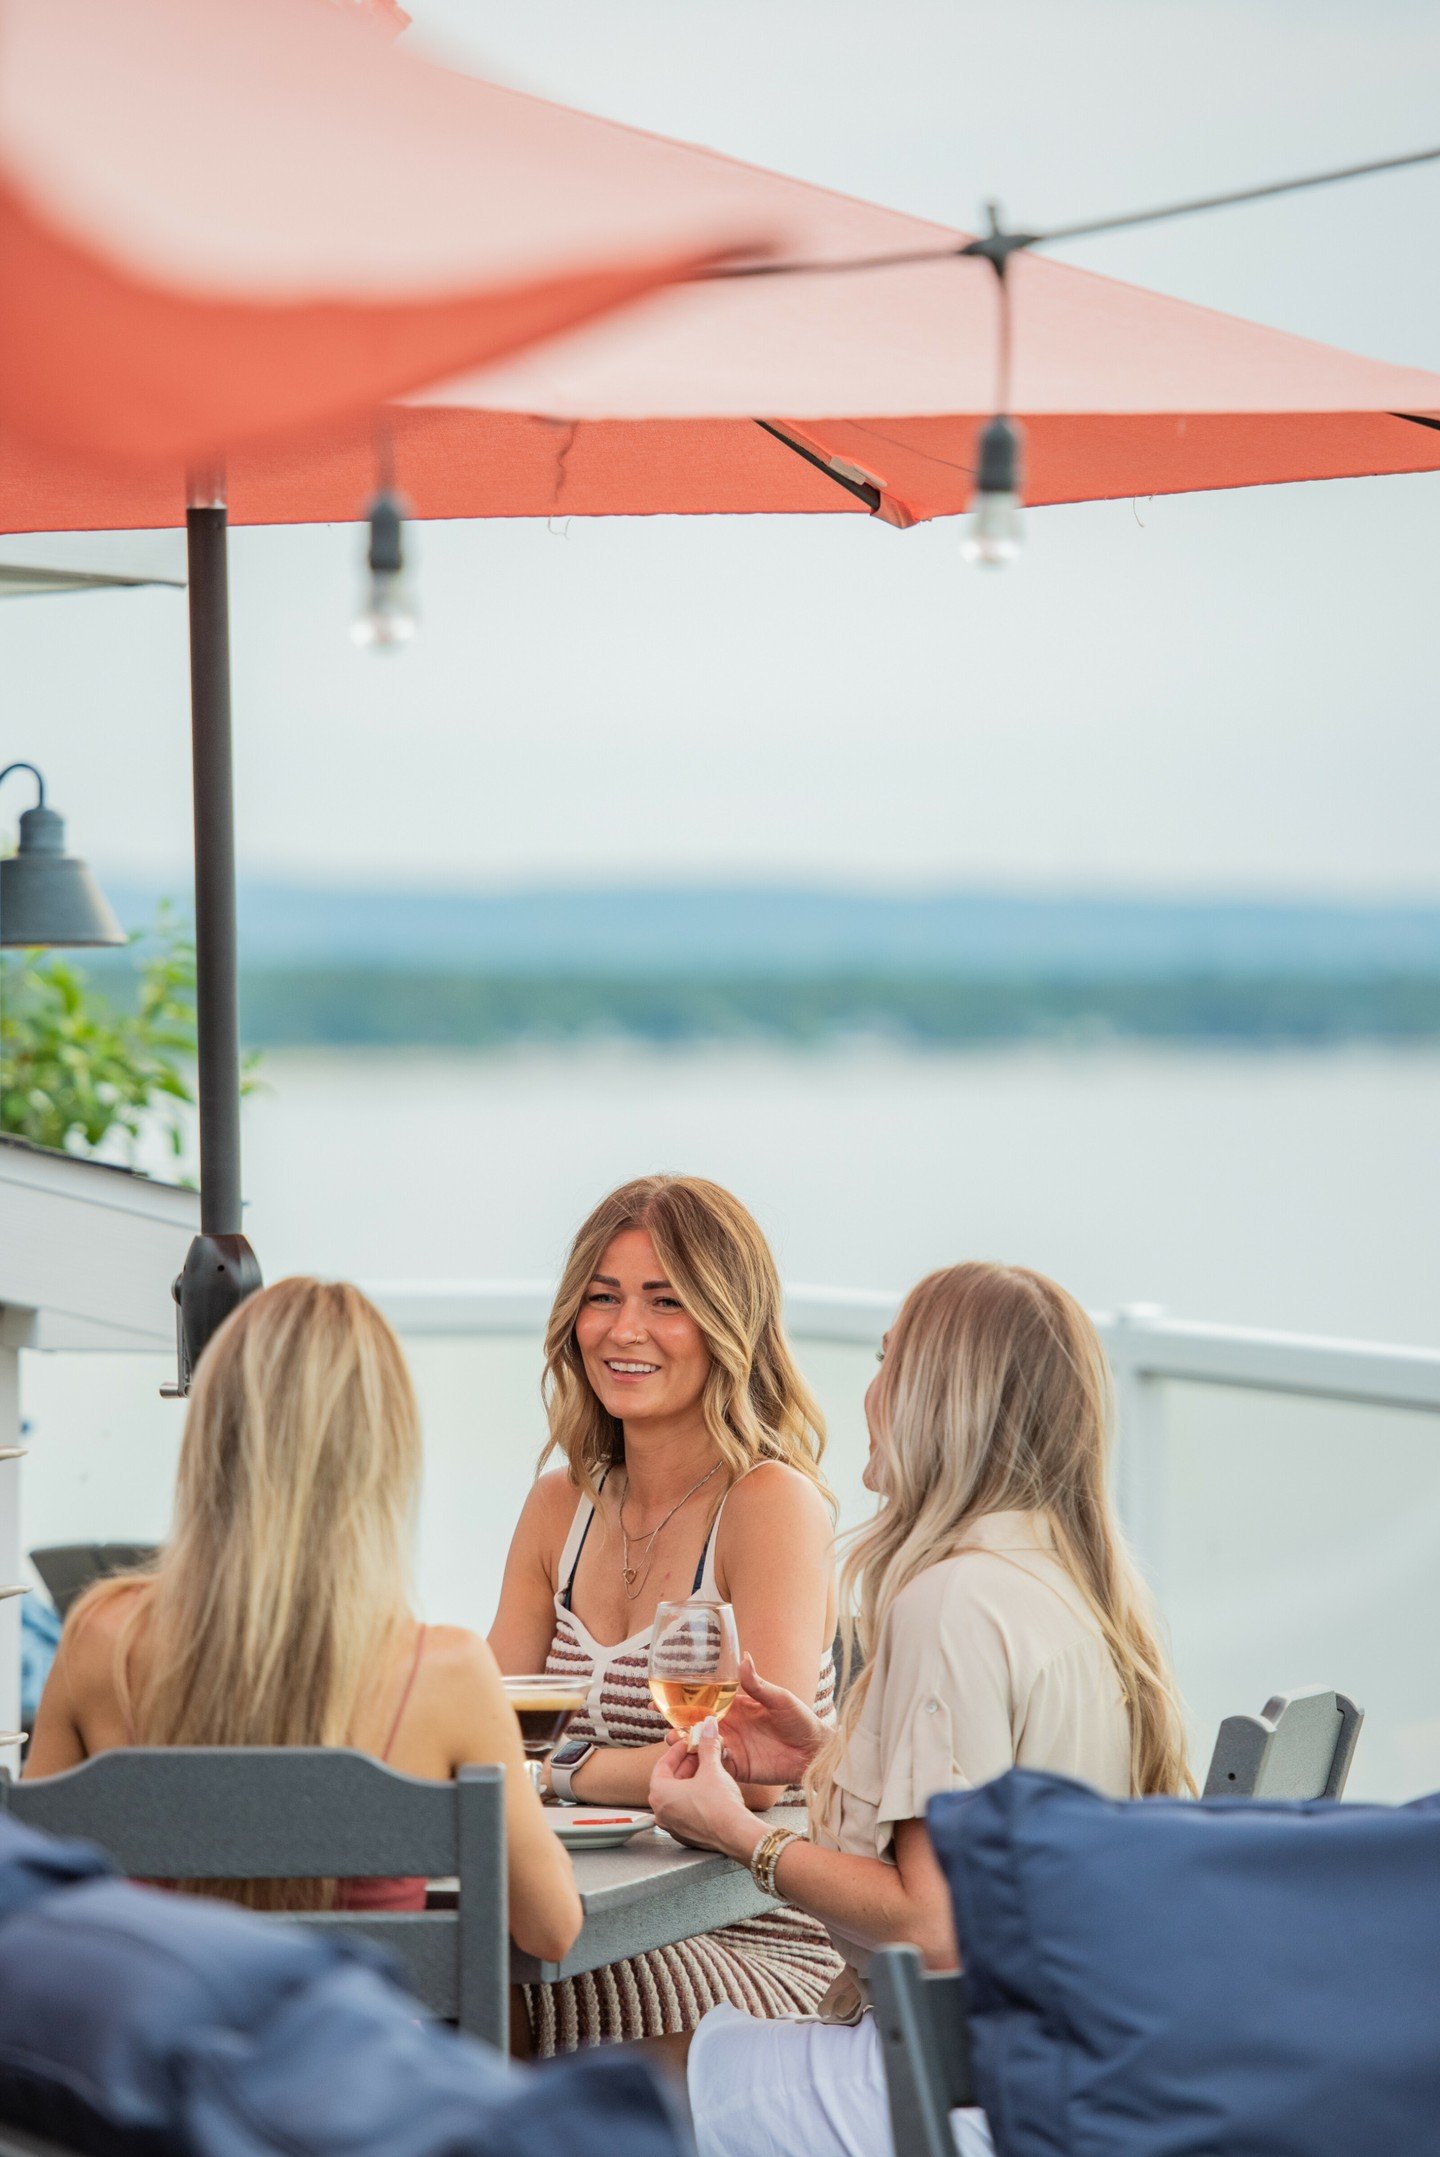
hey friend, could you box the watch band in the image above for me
[548,1743,598,1804]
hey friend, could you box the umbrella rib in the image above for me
[753,422,883,510]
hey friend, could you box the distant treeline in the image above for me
[235,969,1440,1050]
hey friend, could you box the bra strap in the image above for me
[380,1624,427,1761]
[692,1481,736,1597]
[559,1469,609,1612]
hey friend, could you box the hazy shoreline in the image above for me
[232,966,1440,1052]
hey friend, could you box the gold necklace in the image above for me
[619,1462,721,1600]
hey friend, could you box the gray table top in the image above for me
[508,1807,806,1984]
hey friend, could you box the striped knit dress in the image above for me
[526,1480,842,2055]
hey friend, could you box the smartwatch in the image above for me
[549,1739,598,1803]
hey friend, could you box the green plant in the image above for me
[0,906,212,1165]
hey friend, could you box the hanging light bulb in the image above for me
[352,489,417,647]
[961,414,1025,568]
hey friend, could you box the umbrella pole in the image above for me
[163,473,262,1398]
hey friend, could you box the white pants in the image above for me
[687,2002,993,2157]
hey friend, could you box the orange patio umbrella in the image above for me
[0,0,771,477]
[0,0,776,1385]
[4,104,1439,537]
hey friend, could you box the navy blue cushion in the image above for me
[182,1956,685,2157]
[0,1807,111,1926]
[0,1867,684,2157]
[0,1877,363,2153]
[929,1769,1440,2157]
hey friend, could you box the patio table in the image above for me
[510,1807,805,1985]
[435,1806,806,1988]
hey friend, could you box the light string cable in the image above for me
[720,139,1439,555]
[696,141,1440,281]
[956,203,1025,564]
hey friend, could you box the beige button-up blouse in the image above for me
[814,1508,1132,1984]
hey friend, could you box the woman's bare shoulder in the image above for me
[66,1579,147,1650]
[59,1580,148,1701]
[411,1624,504,1718]
[726,1458,831,1527]
[421,1622,495,1669]
[719,1461,833,1574]
[515,1466,582,1544]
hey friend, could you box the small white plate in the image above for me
[553,1807,655,1851]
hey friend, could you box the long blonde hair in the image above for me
[810,1263,1191,1811]
[77,1276,422,1908]
[540,1174,829,1501]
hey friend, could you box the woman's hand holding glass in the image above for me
[650,1715,765,1860]
[649,1653,827,1850]
[721,1654,827,1783]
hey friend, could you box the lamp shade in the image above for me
[0,802,125,946]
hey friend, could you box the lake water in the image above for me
[233,1041,1440,1344]
[20,1041,1440,1799]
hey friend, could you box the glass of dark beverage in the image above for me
[649,1598,742,1751]
[501,1674,587,1796]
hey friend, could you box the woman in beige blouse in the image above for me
[649,1261,1193,2157]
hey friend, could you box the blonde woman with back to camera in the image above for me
[490,1174,840,2057]
[647,1261,1192,2157]
[26,1278,581,1966]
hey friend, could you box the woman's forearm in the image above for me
[506,1836,583,1964]
[564,1742,667,1807]
[718,1815,956,1970]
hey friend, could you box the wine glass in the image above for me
[648,1598,742,1750]
[501,1673,587,1797]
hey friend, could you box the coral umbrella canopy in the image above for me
[0,0,770,483]
[3,47,1438,535]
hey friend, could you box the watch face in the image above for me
[552,1740,591,1767]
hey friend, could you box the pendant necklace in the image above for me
[620,1461,721,1600]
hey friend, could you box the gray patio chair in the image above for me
[27,1544,156,1622]
[874,1684,1365,2156]
[871,1948,976,2150]
[1202,1684,1363,1799]
[0,1749,508,2047]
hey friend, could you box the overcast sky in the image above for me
[7,0,1440,898]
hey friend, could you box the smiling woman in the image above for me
[489,1173,841,2056]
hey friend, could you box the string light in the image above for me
[961,416,1024,567]
[352,488,416,647]
[958,206,1025,568]
[353,426,416,648]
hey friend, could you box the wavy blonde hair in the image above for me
[75,1276,422,1909]
[809,1263,1191,1813]
[540,1174,829,1501]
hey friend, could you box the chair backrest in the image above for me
[0,1749,507,2047]
[871,1947,973,2157]
[1202,1687,1363,1800]
[830,1625,865,1704]
[27,1545,156,1622]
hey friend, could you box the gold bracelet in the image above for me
[749,1825,803,1899]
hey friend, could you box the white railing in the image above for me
[365,1278,1440,1407]
[1097,1304,1440,1584]
[365,1275,1440,1579]
[363,1280,900,1345]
